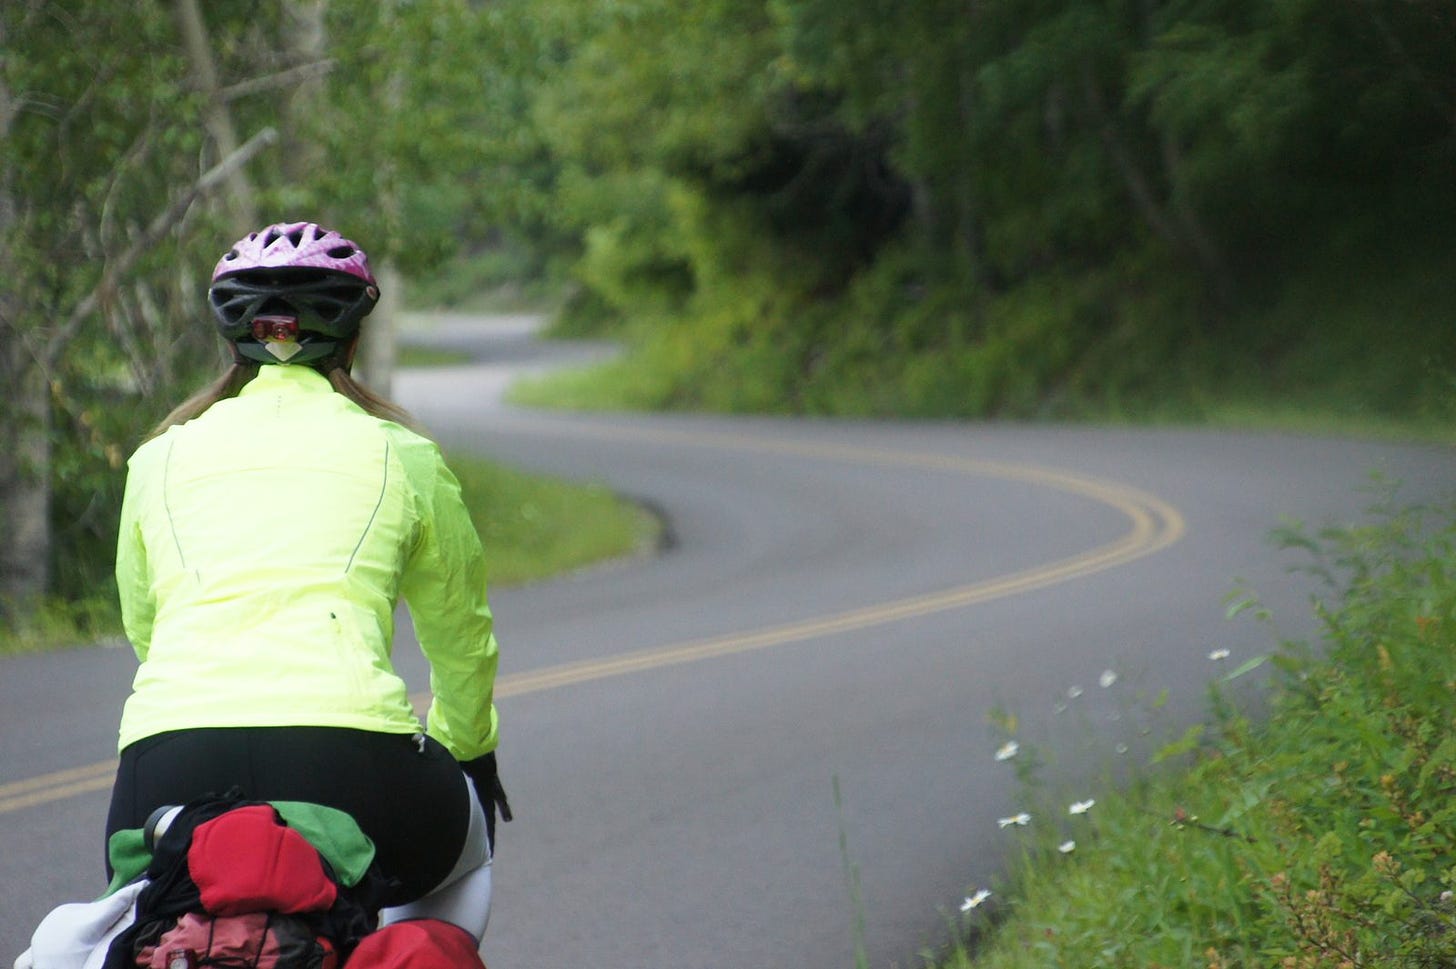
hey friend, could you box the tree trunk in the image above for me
[355,0,404,402]
[0,344,53,624]
[280,0,328,184]
[1081,62,1234,307]
[0,302,48,621]
[356,261,401,400]
[0,61,53,622]
[173,0,257,228]
[1080,62,1182,249]
[1158,133,1235,308]
[953,57,986,297]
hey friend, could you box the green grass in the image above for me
[944,493,1456,968]
[0,452,658,656]
[515,362,1456,445]
[0,594,125,656]
[396,344,474,368]
[1188,405,1456,447]
[447,451,661,586]
[508,356,675,412]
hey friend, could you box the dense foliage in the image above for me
[0,0,536,627]
[504,0,1455,420]
[4,0,1453,626]
[953,494,1456,966]
[2,3,216,627]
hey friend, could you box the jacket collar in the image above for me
[239,364,334,397]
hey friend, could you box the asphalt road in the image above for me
[4,315,1454,968]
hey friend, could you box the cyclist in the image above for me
[104,221,507,943]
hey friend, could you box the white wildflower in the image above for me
[1099,669,1117,689]
[961,889,992,912]
[994,741,1020,762]
[997,813,1031,829]
[1069,799,1096,815]
[1058,840,1076,854]
[1208,648,1231,661]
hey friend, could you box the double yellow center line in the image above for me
[0,422,1184,815]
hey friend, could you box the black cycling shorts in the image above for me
[106,726,471,905]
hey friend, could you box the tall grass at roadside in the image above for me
[448,452,661,585]
[0,594,123,657]
[947,490,1456,968]
[0,453,658,656]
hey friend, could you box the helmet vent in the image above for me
[210,221,377,309]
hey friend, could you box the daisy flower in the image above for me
[1069,799,1096,815]
[994,741,1020,762]
[961,889,992,912]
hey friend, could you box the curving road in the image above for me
[4,315,1453,968]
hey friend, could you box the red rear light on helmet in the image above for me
[252,315,300,342]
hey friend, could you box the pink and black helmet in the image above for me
[208,221,380,366]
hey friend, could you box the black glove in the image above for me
[460,751,513,848]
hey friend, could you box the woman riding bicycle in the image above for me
[104,221,507,944]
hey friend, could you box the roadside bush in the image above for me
[955,491,1456,967]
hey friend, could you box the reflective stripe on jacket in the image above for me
[115,365,498,761]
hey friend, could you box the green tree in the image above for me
[0,0,537,630]
[528,0,1454,414]
[1,2,243,626]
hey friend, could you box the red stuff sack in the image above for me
[135,911,336,969]
[343,920,485,969]
[188,806,338,916]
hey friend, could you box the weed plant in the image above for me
[947,492,1456,968]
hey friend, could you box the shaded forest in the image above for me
[510,0,1456,420]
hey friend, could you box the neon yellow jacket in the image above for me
[115,364,498,761]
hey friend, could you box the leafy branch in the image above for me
[52,125,278,361]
